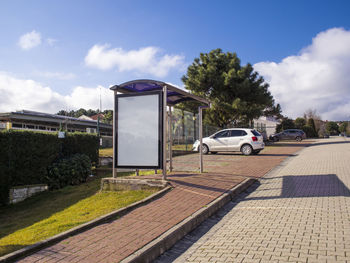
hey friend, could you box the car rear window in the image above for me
[251,130,261,136]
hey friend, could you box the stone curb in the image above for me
[120,177,257,263]
[0,186,173,263]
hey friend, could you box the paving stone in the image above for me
[156,137,350,263]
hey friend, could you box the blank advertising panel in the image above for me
[115,91,163,168]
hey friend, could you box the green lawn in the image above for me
[0,174,158,257]
[99,147,113,157]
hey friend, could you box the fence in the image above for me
[170,108,273,152]
[171,108,220,152]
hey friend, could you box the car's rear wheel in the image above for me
[201,144,209,154]
[295,136,302,142]
[241,144,253,156]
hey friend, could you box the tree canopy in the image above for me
[325,121,339,135]
[56,108,113,124]
[181,48,279,128]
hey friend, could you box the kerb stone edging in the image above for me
[121,177,257,263]
[0,186,173,263]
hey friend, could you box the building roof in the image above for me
[0,110,112,128]
[110,79,209,106]
[90,113,104,120]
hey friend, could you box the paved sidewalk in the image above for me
[15,142,306,263]
[157,137,350,263]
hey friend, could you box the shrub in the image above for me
[302,125,318,138]
[0,130,98,205]
[62,133,99,164]
[47,154,91,190]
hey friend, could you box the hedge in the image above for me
[0,130,99,205]
[47,154,91,190]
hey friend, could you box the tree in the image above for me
[306,118,318,137]
[102,110,113,124]
[264,103,283,120]
[276,118,295,132]
[339,122,348,134]
[56,109,100,118]
[294,118,306,129]
[75,108,88,118]
[182,48,275,128]
[325,121,339,135]
[303,108,322,133]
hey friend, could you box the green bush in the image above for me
[62,133,99,164]
[47,154,91,190]
[302,125,318,138]
[0,133,10,205]
[0,130,98,205]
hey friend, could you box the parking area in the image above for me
[171,141,312,175]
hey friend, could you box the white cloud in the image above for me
[85,44,185,78]
[0,72,113,113]
[254,27,350,121]
[65,85,113,110]
[18,30,42,50]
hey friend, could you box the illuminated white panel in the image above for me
[116,93,161,167]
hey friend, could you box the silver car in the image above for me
[193,128,264,156]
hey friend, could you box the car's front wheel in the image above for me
[201,144,209,154]
[241,144,253,156]
[295,136,302,142]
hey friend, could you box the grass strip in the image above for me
[0,175,157,257]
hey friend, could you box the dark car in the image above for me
[269,129,306,142]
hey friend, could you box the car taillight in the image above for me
[252,136,258,141]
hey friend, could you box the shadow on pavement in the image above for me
[244,174,350,201]
[282,174,350,197]
[168,179,228,193]
[268,140,349,148]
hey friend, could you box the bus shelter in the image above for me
[110,79,209,180]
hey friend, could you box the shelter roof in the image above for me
[110,79,209,106]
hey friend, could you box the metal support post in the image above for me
[199,107,203,173]
[162,86,167,180]
[169,106,173,172]
[199,105,210,173]
[112,91,117,178]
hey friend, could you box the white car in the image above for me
[193,128,264,156]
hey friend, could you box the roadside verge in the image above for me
[0,186,172,263]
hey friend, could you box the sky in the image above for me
[0,0,350,121]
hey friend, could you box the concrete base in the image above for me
[9,184,48,204]
[101,177,169,191]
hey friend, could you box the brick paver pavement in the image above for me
[157,137,350,263]
[15,142,307,263]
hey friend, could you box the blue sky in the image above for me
[1,0,350,120]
